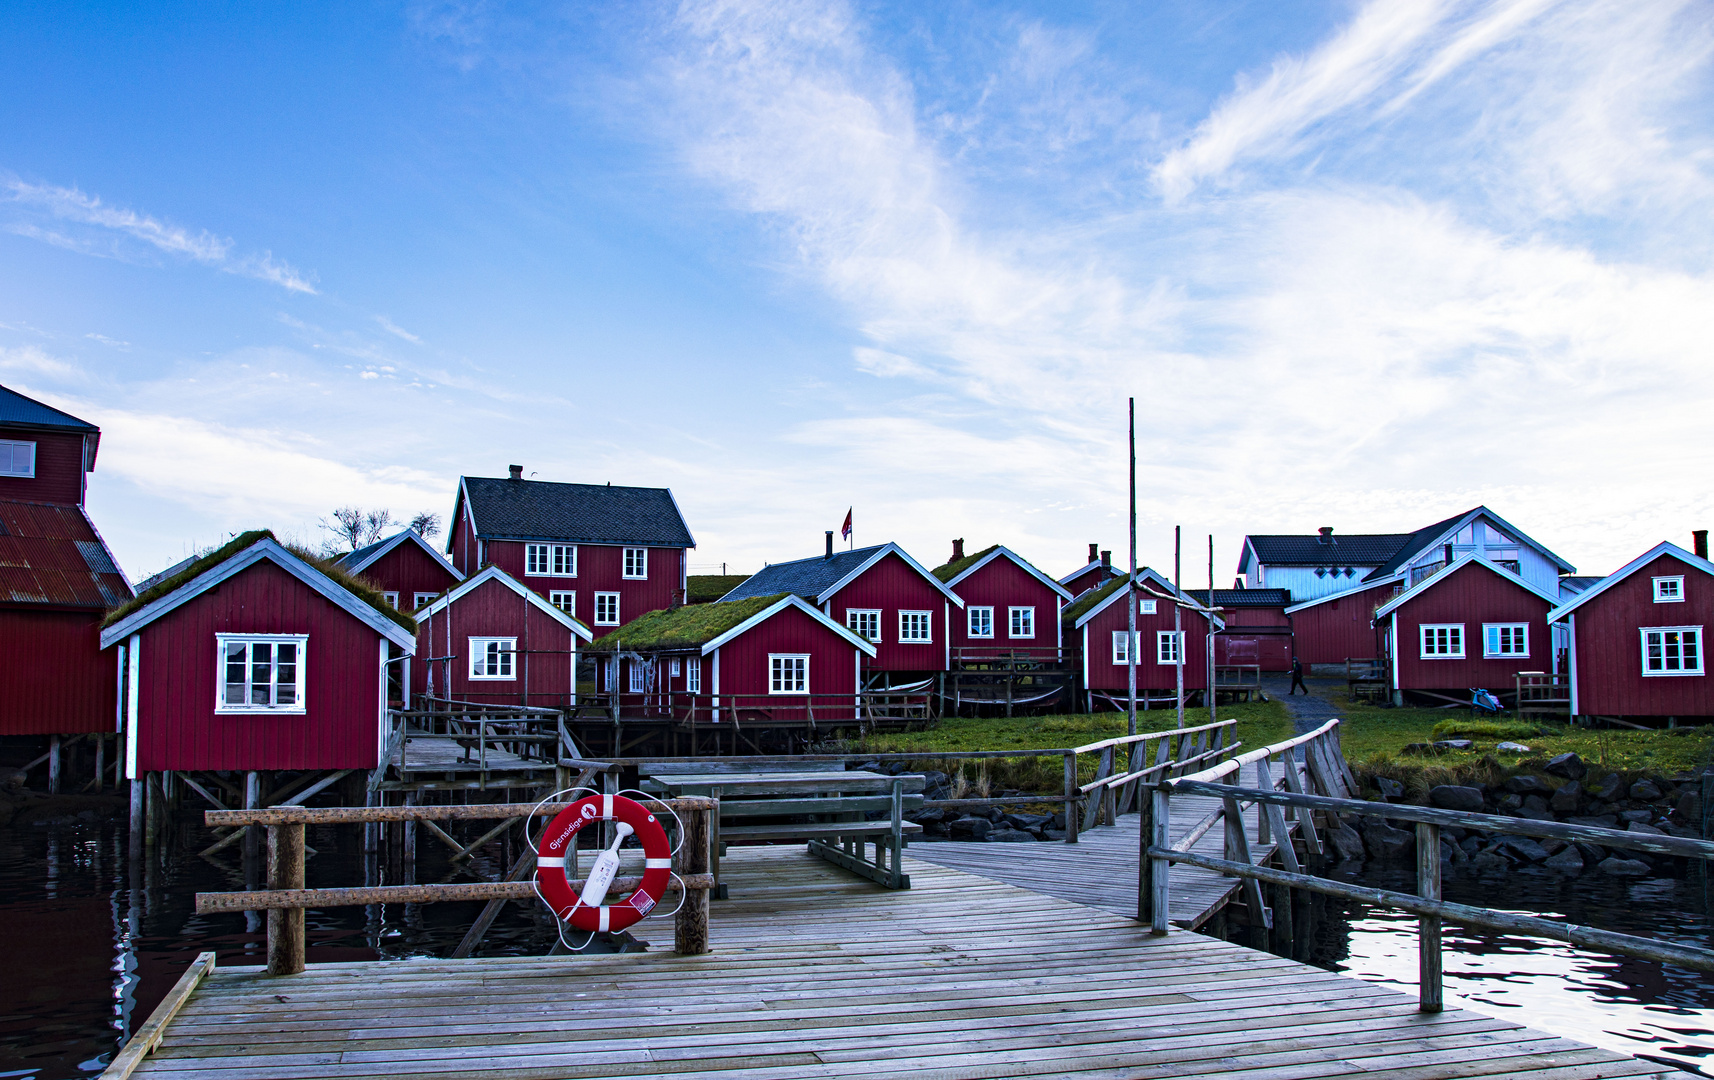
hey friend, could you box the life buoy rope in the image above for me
[533,792,675,936]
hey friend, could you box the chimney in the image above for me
[952,538,964,562]
[825,531,834,559]
[1696,530,1709,560]
[508,464,523,481]
[1318,526,1334,544]
[1100,549,1111,568]
[1088,542,1099,565]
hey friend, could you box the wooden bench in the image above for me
[640,762,924,891]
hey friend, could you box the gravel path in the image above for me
[1261,672,1345,734]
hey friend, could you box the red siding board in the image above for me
[1078,597,1215,693]
[1289,580,1397,665]
[355,542,462,609]
[946,558,1063,655]
[825,552,950,673]
[0,432,86,505]
[1572,554,1714,717]
[479,540,681,630]
[1389,563,1554,692]
[414,578,579,709]
[0,608,115,733]
[712,605,862,700]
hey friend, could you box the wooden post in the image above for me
[129,775,144,857]
[267,824,307,976]
[1149,785,1170,935]
[1223,792,1272,929]
[1136,782,1152,924]
[48,735,61,795]
[676,803,710,955]
[1063,752,1079,843]
[93,734,104,793]
[144,772,159,849]
[889,778,905,890]
[1417,822,1443,1012]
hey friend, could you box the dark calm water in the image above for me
[4,817,1713,1078]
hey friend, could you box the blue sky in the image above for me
[2,0,1711,584]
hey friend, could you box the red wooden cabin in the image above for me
[1549,539,1714,723]
[719,539,963,684]
[1064,570,1222,711]
[1284,575,1403,666]
[588,592,876,726]
[413,566,592,709]
[933,540,1072,661]
[0,386,131,747]
[1189,589,1293,672]
[99,532,417,775]
[334,528,463,612]
[448,468,694,631]
[1058,544,1124,598]
[1372,555,1558,706]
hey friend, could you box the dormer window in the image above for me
[0,440,35,477]
[1654,576,1685,603]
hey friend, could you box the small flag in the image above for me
[840,508,853,541]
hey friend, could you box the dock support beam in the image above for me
[47,735,61,795]
[129,774,144,856]
[1417,822,1443,1012]
[267,824,307,976]
[676,802,711,955]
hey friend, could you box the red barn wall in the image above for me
[0,608,114,734]
[414,579,577,709]
[946,558,1062,656]
[131,560,386,771]
[824,552,950,673]
[1572,553,1714,717]
[1289,580,1396,664]
[1390,563,1553,692]
[481,540,681,629]
[1061,565,1111,597]
[1213,605,1293,671]
[1079,597,1213,693]
[711,604,861,718]
[358,542,461,609]
[0,431,86,506]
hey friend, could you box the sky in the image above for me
[1,0,1711,585]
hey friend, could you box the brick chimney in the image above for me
[508,464,523,480]
[825,531,834,559]
[1100,549,1111,568]
[1318,526,1334,544]
[1695,530,1709,560]
[1088,542,1098,564]
[952,538,964,562]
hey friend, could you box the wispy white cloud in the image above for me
[0,344,83,380]
[374,315,423,343]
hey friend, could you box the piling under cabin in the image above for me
[1549,539,1714,724]
[1064,569,1221,711]
[411,565,592,709]
[332,527,463,612]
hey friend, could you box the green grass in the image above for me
[1428,719,1546,740]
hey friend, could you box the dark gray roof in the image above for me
[0,384,98,433]
[1186,589,1292,608]
[459,476,694,547]
[333,535,394,570]
[1558,575,1604,594]
[718,545,888,603]
[1245,532,1411,566]
[1370,509,1474,578]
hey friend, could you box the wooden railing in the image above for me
[1515,672,1571,718]
[1140,723,1714,1012]
[192,796,716,976]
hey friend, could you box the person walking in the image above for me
[1289,656,1308,695]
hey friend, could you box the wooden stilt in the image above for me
[266,824,306,976]
[48,735,61,795]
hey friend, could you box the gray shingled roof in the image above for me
[1245,532,1411,566]
[460,476,694,547]
[718,545,886,602]
[1369,509,1474,578]
[1186,589,1293,608]
[0,384,98,432]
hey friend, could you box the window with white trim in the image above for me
[1157,630,1182,665]
[1139,599,1157,615]
[847,609,882,643]
[1420,624,1464,658]
[1111,631,1139,665]
[669,658,681,677]
[628,661,649,693]
[469,637,516,680]
[412,592,437,610]
[525,543,574,577]
[217,634,307,712]
[686,656,702,693]
[1641,626,1703,676]
[623,547,648,579]
[769,653,808,694]
[549,590,576,616]
[381,591,400,609]
[1654,576,1685,603]
[899,610,932,642]
[594,592,619,626]
[1483,623,1529,657]
[552,545,575,576]
[1008,606,1035,639]
[968,606,994,638]
[0,440,35,478]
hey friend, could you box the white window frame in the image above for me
[1482,623,1529,658]
[412,592,438,610]
[594,592,620,626]
[381,591,400,609]
[686,656,702,694]
[899,610,933,643]
[1641,626,1703,677]
[524,543,551,576]
[1653,576,1685,603]
[769,653,809,694]
[1008,606,1035,639]
[847,609,882,643]
[551,545,576,577]
[669,658,681,677]
[968,606,994,639]
[1156,630,1183,666]
[1139,599,1157,615]
[216,634,309,714]
[628,661,649,693]
[469,637,517,680]
[0,439,35,478]
[549,590,576,616]
[623,547,648,580]
[1420,624,1465,659]
[1111,631,1137,665]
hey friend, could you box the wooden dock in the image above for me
[119,842,1673,1080]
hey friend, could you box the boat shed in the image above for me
[333,528,463,612]
[1063,570,1222,711]
[412,565,592,710]
[1187,589,1293,672]
[933,540,1072,661]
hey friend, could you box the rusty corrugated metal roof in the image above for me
[0,500,132,608]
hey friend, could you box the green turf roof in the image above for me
[686,573,752,604]
[931,544,1000,583]
[1061,572,1131,623]
[586,592,792,651]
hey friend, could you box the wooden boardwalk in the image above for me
[125,843,1672,1080]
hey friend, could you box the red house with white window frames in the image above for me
[932,540,1071,661]
[1548,539,1714,722]
[1058,544,1123,598]
[448,469,695,631]
[412,566,592,709]
[1187,590,1294,672]
[1372,554,1558,705]
[1063,569,1222,710]
[718,539,964,682]
[99,532,418,775]
[1284,575,1404,667]
[334,528,463,612]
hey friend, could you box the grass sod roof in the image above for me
[686,574,752,604]
[1061,572,1130,624]
[931,544,1000,583]
[586,592,792,652]
[102,529,417,634]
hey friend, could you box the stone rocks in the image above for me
[986,827,1036,843]
[1362,820,1415,861]
[1590,773,1624,802]
[1374,777,1404,800]
[1545,752,1587,780]
[1494,836,1550,862]
[1429,785,1485,813]
[1629,779,1665,802]
[1522,794,1549,813]
[1497,794,1524,811]
[1004,812,1053,832]
[1543,847,1584,872]
[1328,822,1366,861]
[910,808,953,827]
[1626,821,1663,835]
[1538,838,1567,856]
[1433,739,1474,751]
[948,816,991,840]
[1618,809,1654,824]
[1496,741,1532,753]
[1549,781,1582,814]
[1471,851,1510,875]
[1567,815,1619,829]
[1503,775,1552,795]
[1597,857,1651,877]
[1679,790,1704,821]
[1515,807,1555,821]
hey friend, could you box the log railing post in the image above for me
[1417,821,1442,1012]
[1136,782,1153,925]
[267,823,306,976]
[1149,784,1171,935]
[676,803,711,955]
[1063,752,1079,843]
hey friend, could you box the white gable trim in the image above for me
[1413,507,1576,575]
[1547,541,1714,624]
[1058,561,1124,588]
[1072,570,1224,631]
[416,565,593,642]
[1283,574,1406,616]
[947,546,1075,601]
[702,594,877,657]
[100,538,417,650]
[1373,553,1560,620]
[818,542,966,608]
[341,528,465,582]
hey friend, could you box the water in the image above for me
[4,818,1714,1079]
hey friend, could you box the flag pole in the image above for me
[1208,533,1216,732]
[1175,524,1184,729]
[1127,398,1137,738]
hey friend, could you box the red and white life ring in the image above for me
[535,794,672,933]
